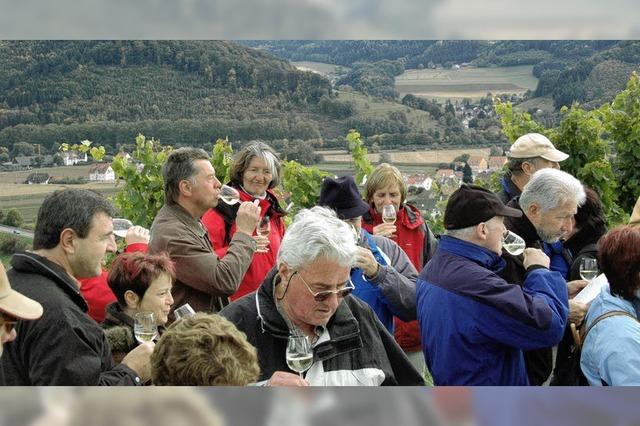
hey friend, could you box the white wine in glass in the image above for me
[381,204,396,225]
[134,312,158,343]
[580,257,598,281]
[502,231,526,256]
[286,334,313,379]
[219,185,240,205]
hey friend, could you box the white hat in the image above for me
[0,263,43,321]
[508,133,569,162]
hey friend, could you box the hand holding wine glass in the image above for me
[579,256,598,281]
[255,215,271,253]
[134,312,158,343]
[286,334,313,380]
[219,185,240,205]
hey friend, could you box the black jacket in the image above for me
[0,252,141,385]
[220,268,424,386]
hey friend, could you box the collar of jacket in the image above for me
[104,302,134,328]
[439,235,506,273]
[501,171,521,201]
[165,203,207,239]
[364,204,424,230]
[504,197,543,247]
[10,251,88,312]
[255,267,363,362]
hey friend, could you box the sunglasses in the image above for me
[0,313,18,334]
[293,271,355,302]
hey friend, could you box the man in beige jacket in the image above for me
[149,148,260,316]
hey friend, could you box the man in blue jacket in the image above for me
[417,184,568,385]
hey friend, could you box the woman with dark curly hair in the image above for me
[580,225,640,385]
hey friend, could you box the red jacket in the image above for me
[79,243,148,323]
[362,204,433,352]
[201,188,286,301]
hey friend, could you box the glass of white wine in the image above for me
[133,312,158,343]
[219,185,240,205]
[579,256,598,281]
[256,215,271,253]
[173,303,196,320]
[112,218,133,238]
[502,230,526,256]
[381,204,396,225]
[286,334,313,380]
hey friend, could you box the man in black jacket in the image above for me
[0,189,152,385]
[221,206,424,386]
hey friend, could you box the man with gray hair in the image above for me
[502,168,587,385]
[417,184,568,385]
[221,206,424,386]
[149,147,261,316]
[498,133,569,204]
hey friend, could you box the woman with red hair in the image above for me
[580,225,640,385]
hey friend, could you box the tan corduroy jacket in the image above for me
[149,203,256,314]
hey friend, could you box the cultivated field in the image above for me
[292,61,350,76]
[0,182,120,227]
[320,147,492,165]
[395,65,538,101]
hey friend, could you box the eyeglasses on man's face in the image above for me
[293,271,355,302]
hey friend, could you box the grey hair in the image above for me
[230,141,281,189]
[445,226,477,240]
[519,168,586,212]
[277,206,357,270]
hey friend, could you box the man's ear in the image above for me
[124,290,140,309]
[521,161,537,176]
[527,203,541,221]
[59,228,77,255]
[475,223,488,241]
[178,179,192,197]
[278,262,291,280]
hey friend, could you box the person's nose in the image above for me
[551,162,560,169]
[563,217,574,234]
[106,235,117,253]
[167,292,174,307]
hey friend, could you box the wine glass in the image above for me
[579,256,598,281]
[173,303,196,320]
[256,215,271,253]
[286,334,313,379]
[112,218,133,238]
[502,230,526,256]
[219,185,240,205]
[381,204,396,225]
[133,312,158,343]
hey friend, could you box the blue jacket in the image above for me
[581,284,640,386]
[417,236,568,385]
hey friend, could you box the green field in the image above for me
[395,65,539,101]
[291,61,350,76]
[0,233,33,267]
[336,90,441,133]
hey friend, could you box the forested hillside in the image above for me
[0,41,335,153]
[248,40,640,109]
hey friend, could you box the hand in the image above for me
[567,279,588,299]
[354,247,380,278]
[121,341,154,382]
[235,200,261,236]
[373,222,397,239]
[125,225,150,245]
[266,371,309,387]
[522,248,550,269]
[568,299,590,326]
[254,234,270,253]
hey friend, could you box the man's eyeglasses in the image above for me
[293,271,355,302]
[0,312,17,334]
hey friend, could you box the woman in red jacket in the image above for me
[362,163,438,374]
[201,141,286,301]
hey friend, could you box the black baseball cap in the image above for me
[444,184,522,230]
